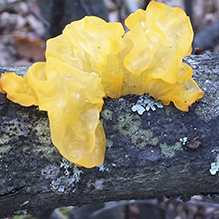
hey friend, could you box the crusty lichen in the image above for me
[194,73,219,122]
[106,139,113,148]
[131,129,158,148]
[101,109,113,121]
[0,117,30,153]
[2,117,30,137]
[131,93,163,115]
[0,144,11,153]
[41,164,60,179]
[179,137,188,145]
[114,113,159,147]
[50,158,83,193]
[0,132,11,154]
[114,113,141,136]
[97,164,109,172]
[87,178,105,191]
[184,53,219,122]
[60,157,75,170]
[209,155,219,175]
[31,116,60,161]
[34,117,51,145]
[160,142,183,158]
[0,133,11,145]
[199,74,218,82]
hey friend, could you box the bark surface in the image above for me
[0,52,219,217]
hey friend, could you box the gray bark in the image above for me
[0,52,219,217]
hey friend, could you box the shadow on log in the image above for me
[0,52,219,217]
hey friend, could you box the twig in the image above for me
[28,5,50,29]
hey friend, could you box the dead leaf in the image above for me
[14,33,45,61]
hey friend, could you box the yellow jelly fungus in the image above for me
[0,1,204,168]
[118,1,204,111]
[0,72,38,106]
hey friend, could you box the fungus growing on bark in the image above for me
[0,1,204,168]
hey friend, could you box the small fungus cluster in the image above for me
[0,1,204,168]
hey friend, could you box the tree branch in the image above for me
[0,52,219,217]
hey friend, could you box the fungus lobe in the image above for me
[0,1,204,168]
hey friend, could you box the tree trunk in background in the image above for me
[0,52,219,217]
[193,20,219,51]
[37,0,109,38]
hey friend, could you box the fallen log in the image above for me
[0,52,219,217]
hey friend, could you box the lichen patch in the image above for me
[131,93,163,115]
[160,142,183,158]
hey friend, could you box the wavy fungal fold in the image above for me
[0,1,204,168]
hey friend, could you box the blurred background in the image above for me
[1,0,219,218]
[0,0,219,67]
